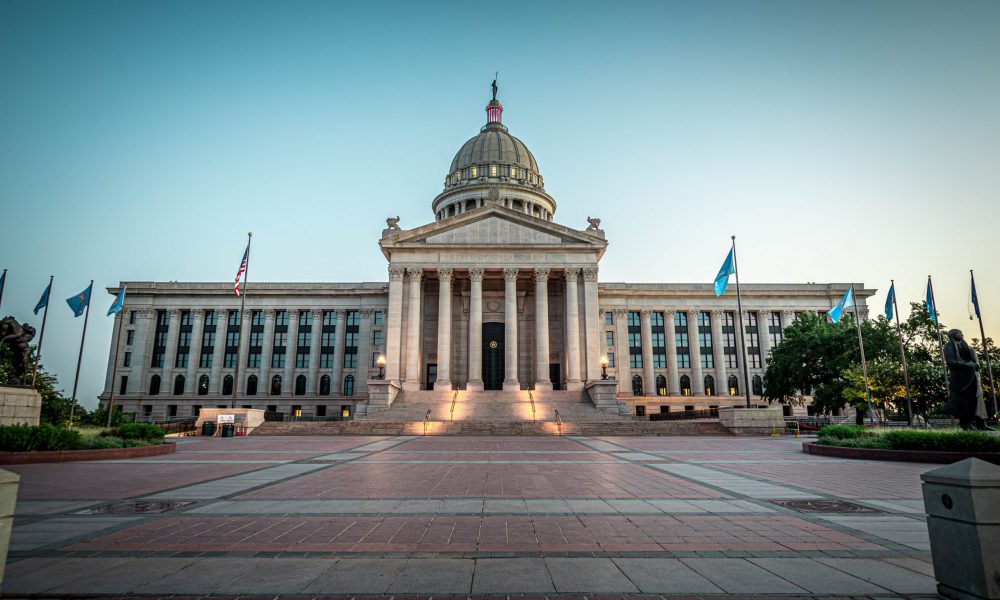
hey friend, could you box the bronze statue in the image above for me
[385,216,401,231]
[943,328,988,430]
[586,216,602,231]
[1,316,36,385]
[491,78,498,101]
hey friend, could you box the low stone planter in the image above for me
[0,442,175,465]
[803,442,1000,465]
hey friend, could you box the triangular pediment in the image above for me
[382,205,606,249]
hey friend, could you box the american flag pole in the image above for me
[232,232,251,409]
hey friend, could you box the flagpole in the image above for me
[0,269,6,309]
[971,270,998,418]
[31,276,54,388]
[890,281,914,426]
[67,281,93,431]
[106,286,127,428]
[928,275,949,390]
[848,284,875,426]
[730,236,752,408]
[232,232,251,409]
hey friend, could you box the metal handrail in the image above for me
[529,391,536,421]
[554,409,562,436]
[450,391,458,421]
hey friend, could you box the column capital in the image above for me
[564,267,581,279]
[264,309,276,319]
[710,309,725,318]
[503,267,519,282]
[310,308,325,317]
[582,267,599,282]
[639,309,652,318]
[388,265,406,281]
[167,308,181,319]
[468,267,485,282]
[663,309,676,318]
[189,308,204,317]
[406,267,424,281]
[438,267,454,282]
[533,267,550,282]
[359,307,375,317]
[612,308,629,318]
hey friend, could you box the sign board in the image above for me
[217,414,235,424]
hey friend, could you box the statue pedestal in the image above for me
[0,386,41,426]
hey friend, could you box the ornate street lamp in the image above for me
[376,355,386,380]
[600,355,609,380]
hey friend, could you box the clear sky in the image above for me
[1,0,998,409]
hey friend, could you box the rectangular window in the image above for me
[227,310,241,327]
[128,310,136,325]
[698,311,714,369]
[320,314,336,368]
[175,353,188,368]
[651,311,667,369]
[768,311,783,348]
[745,312,761,368]
[126,330,134,345]
[374,311,384,325]
[151,310,168,368]
[674,312,690,369]
[123,352,132,367]
[247,353,260,368]
[296,352,309,369]
[604,311,613,325]
[605,331,614,347]
[322,311,335,326]
[272,352,286,368]
[344,353,357,368]
[372,330,383,347]
[200,353,213,368]
[275,310,289,326]
[119,375,128,394]
[607,352,615,367]
[344,310,359,369]
[180,311,192,326]
[723,311,738,368]
[299,311,313,327]
[628,311,642,369]
[204,310,217,326]
[298,331,311,347]
[226,331,240,347]
[372,352,381,367]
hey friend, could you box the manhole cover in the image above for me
[85,501,192,514]
[770,499,878,513]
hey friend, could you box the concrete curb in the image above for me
[0,442,175,465]
[803,441,1000,465]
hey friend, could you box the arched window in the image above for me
[271,375,282,395]
[704,375,715,396]
[246,375,258,396]
[631,375,643,396]
[295,375,307,396]
[655,375,667,396]
[680,375,692,396]
[198,375,209,395]
[222,375,234,396]
[173,374,185,396]
[149,374,161,396]
[728,374,739,396]
[319,375,331,396]
[752,374,764,396]
[343,375,355,397]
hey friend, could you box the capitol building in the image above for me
[100,87,873,421]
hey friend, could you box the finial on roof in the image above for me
[492,73,498,101]
[486,74,503,124]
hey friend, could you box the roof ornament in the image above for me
[491,72,498,101]
[486,185,501,204]
[386,216,400,231]
[486,73,503,124]
[586,216,602,231]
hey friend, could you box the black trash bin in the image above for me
[201,421,217,436]
[221,423,235,438]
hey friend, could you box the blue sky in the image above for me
[2,0,998,408]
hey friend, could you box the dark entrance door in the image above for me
[426,364,437,390]
[482,322,505,390]
[549,364,561,390]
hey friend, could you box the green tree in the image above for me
[0,345,85,426]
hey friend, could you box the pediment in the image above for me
[382,206,605,248]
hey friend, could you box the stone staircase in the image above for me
[252,419,728,436]
[359,389,631,422]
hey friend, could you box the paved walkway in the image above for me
[1,435,939,598]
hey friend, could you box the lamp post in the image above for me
[600,355,609,380]
[376,355,386,380]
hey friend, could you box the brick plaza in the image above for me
[2,435,938,598]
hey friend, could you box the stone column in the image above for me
[161,309,180,392]
[436,268,454,390]
[357,308,374,392]
[283,310,300,396]
[582,267,602,382]
[503,267,520,390]
[331,310,347,393]
[564,268,582,390]
[640,310,655,396]
[236,309,252,396]
[308,309,323,394]
[385,265,406,383]
[209,312,226,394]
[185,309,204,395]
[259,309,275,394]
[534,268,552,390]
[403,268,423,391]
[104,312,124,395]
[689,310,704,395]
[782,310,796,334]
[614,308,630,395]
[758,310,772,372]
[131,310,153,396]
[711,310,728,396]
[467,268,484,391]
[664,309,679,395]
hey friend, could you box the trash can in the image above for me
[201,421,217,436]
[221,423,235,438]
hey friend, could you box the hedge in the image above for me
[816,425,1000,453]
[0,424,166,452]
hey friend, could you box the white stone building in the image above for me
[99,89,872,421]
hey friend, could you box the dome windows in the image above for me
[490,165,497,176]
[510,166,517,177]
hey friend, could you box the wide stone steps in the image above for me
[252,419,728,436]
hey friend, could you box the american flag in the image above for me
[234,243,249,297]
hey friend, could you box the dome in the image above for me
[432,85,556,222]
[448,122,539,174]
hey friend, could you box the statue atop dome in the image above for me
[491,77,498,102]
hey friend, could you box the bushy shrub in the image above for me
[817,435,891,449]
[123,438,156,448]
[114,423,165,441]
[817,425,868,439]
[0,424,83,452]
[85,436,125,449]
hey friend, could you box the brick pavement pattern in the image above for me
[2,434,940,597]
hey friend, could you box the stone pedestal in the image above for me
[367,380,400,414]
[0,386,42,426]
[195,408,265,435]
[584,380,620,414]
[921,458,1000,600]
[0,468,19,586]
[718,407,784,435]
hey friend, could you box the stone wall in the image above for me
[0,386,42,426]
[718,407,785,435]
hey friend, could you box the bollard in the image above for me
[921,458,1000,600]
